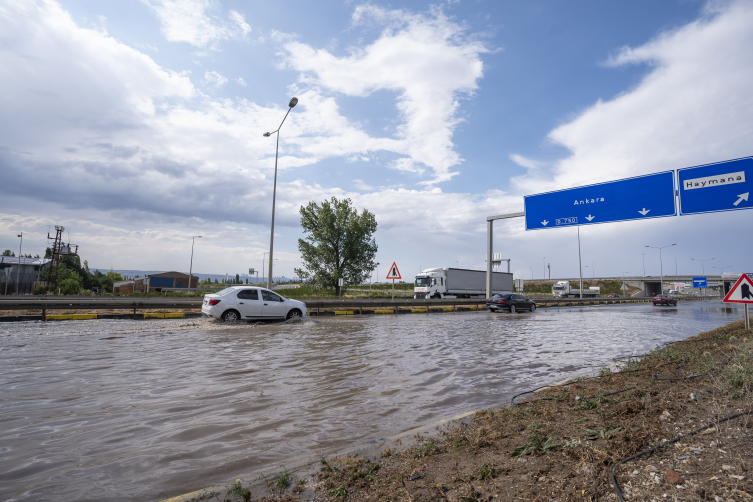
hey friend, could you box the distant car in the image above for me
[486,293,536,313]
[202,286,307,321]
[652,294,677,306]
[608,293,619,298]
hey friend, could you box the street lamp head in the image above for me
[263,132,271,137]
[288,97,298,108]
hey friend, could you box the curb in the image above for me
[0,313,205,322]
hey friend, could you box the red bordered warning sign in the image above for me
[386,262,401,280]
[723,273,753,304]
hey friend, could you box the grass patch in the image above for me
[511,432,558,457]
[226,481,251,502]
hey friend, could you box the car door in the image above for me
[261,290,288,317]
[236,289,262,318]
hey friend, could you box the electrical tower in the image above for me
[46,226,78,294]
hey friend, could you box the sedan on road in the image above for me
[202,286,307,321]
[608,293,619,298]
[652,294,677,306]
[486,293,537,313]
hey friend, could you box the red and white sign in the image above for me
[385,262,401,280]
[722,273,753,304]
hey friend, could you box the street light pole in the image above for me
[16,232,22,295]
[189,236,201,292]
[542,257,546,280]
[263,97,298,290]
[642,253,646,277]
[646,243,675,295]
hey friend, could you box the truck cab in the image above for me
[414,271,446,299]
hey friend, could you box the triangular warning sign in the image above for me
[723,273,753,304]
[385,262,401,280]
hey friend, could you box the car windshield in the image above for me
[492,294,512,299]
[212,288,237,296]
[553,286,564,291]
[415,277,431,287]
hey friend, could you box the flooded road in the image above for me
[0,300,745,501]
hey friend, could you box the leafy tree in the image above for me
[2,250,14,256]
[295,197,378,296]
[235,273,240,284]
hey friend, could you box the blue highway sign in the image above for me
[524,171,676,231]
[678,156,752,216]
[692,277,708,288]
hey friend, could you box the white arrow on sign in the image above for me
[585,214,595,221]
[541,220,549,226]
[638,208,650,215]
[733,192,749,206]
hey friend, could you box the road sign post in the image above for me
[722,273,753,331]
[678,157,752,216]
[524,171,676,231]
[386,262,401,301]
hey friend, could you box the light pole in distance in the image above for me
[263,97,298,290]
[646,243,675,294]
[15,232,22,295]
[189,236,201,291]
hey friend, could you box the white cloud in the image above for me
[514,0,753,195]
[353,179,373,191]
[142,0,251,48]
[203,70,228,88]
[280,5,488,185]
[234,77,246,86]
[509,154,544,170]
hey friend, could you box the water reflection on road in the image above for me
[0,300,744,501]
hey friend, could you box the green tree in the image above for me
[295,197,378,296]
[2,250,14,256]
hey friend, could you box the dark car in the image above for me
[486,293,537,313]
[652,294,677,306]
[608,293,619,298]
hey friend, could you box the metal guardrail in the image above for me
[0,296,717,312]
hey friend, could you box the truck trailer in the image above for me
[552,280,600,298]
[414,268,513,299]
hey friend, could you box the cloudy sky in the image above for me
[1,0,751,281]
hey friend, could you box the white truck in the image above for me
[414,268,513,299]
[552,281,600,298]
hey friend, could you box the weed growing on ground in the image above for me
[477,463,496,480]
[413,438,439,458]
[511,432,558,457]
[584,426,623,440]
[719,347,753,399]
[329,486,347,496]
[226,481,251,502]
[266,468,296,493]
[320,459,339,472]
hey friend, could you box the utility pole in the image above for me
[547,263,550,280]
[15,232,22,295]
[577,226,583,299]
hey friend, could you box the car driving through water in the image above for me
[202,286,307,321]
[486,293,537,313]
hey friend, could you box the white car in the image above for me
[202,286,307,322]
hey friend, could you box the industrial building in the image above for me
[131,272,199,293]
[0,257,50,295]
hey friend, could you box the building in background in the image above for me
[0,257,50,295]
[133,272,198,293]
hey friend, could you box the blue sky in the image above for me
[1,0,751,282]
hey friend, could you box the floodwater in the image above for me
[0,300,745,501]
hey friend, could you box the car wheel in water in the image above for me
[510,304,516,314]
[222,310,240,322]
[530,304,536,312]
[286,309,302,320]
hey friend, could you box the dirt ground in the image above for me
[196,318,752,502]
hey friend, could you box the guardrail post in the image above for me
[42,307,46,320]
